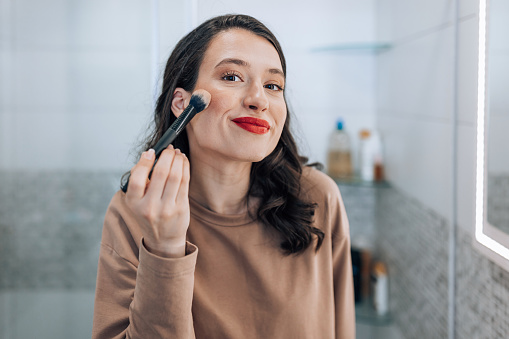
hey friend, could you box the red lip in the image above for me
[232,117,271,135]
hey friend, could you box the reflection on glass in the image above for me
[486,0,509,234]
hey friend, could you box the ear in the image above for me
[171,88,191,118]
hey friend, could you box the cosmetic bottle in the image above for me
[327,119,353,180]
[358,129,384,182]
[371,261,389,316]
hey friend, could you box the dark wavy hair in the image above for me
[126,14,324,255]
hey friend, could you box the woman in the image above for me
[92,14,355,339]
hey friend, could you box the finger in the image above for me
[127,149,156,200]
[162,150,185,203]
[147,146,176,200]
[175,153,190,204]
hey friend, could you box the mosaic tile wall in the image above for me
[455,229,509,339]
[337,182,377,248]
[375,185,509,339]
[374,186,450,338]
[0,171,123,289]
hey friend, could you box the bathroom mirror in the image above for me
[475,0,509,270]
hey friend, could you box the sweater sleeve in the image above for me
[92,192,198,339]
[330,185,356,339]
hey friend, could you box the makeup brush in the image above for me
[122,89,211,193]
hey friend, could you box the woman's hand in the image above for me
[125,145,190,258]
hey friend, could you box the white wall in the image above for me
[456,0,479,235]
[0,0,188,171]
[0,0,378,172]
[376,0,481,235]
[376,0,457,222]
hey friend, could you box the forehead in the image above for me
[200,29,283,74]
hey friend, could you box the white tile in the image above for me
[68,109,150,171]
[67,0,151,49]
[0,50,13,107]
[457,16,479,125]
[0,0,13,51]
[12,50,71,109]
[456,123,476,234]
[12,49,151,110]
[155,0,188,103]
[12,110,73,170]
[459,0,479,18]
[11,108,148,171]
[377,0,455,42]
[196,0,377,50]
[12,0,70,48]
[13,0,150,50]
[158,0,187,59]
[67,50,151,110]
[378,115,454,221]
[377,25,455,121]
[287,52,376,113]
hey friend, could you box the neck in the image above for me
[188,153,253,215]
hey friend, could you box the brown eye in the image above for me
[222,73,241,82]
[265,84,283,91]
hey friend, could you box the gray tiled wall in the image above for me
[337,182,377,246]
[375,186,449,338]
[456,229,509,339]
[0,171,122,289]
[375,185,509,339]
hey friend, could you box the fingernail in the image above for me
[143,149,155,160]
[168,144,174,150]
[175,148,181,155]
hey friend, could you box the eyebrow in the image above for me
[214,58,285,78]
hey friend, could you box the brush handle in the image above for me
[121,105,197,193]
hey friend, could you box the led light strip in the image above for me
[475,0,509,261]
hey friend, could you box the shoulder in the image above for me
[299,166,349,239]
[300,166,341,202]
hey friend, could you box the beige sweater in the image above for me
[92,167,355,339]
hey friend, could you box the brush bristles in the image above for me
[189,89,211,112]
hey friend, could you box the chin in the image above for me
[229,146,276,163]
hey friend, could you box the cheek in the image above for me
[201,85,237,113]
[191,96,229,128]
[274,104,288,129]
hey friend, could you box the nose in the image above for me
[243,82,269,113]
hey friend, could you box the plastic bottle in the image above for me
[358,129,384,182]
[371,261,389,316]
[327,119,353,179]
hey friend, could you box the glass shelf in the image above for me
[333,176,391,188]
[311,42,392,53]
[355,299,393,326]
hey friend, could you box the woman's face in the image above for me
[183,29,287,164]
